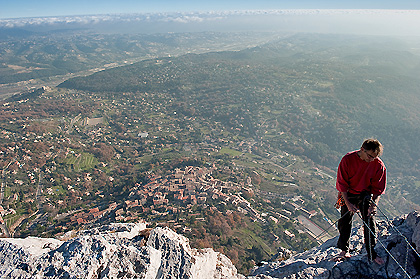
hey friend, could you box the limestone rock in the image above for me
[1,211,419,279]
[0,223,243,279]
[249,211,420,279]
[413,222,420,255]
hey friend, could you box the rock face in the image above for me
[1,211,419,279]
[249,211,420,279]
[0,223,244,279]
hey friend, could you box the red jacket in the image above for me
[336,150,386,195]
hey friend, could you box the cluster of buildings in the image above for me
[55,164,325,243]
[125,165,263,220]
[58,166,264,230]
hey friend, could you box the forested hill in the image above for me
[59,34,420,177]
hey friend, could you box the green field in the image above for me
[218,147,242,157]
[65,151,98,171]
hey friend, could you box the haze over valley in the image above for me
[1,5,420,274]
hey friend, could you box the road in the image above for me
[35,171,45,210]
[1,159,15,205]
[0,182,4,205]
[0,159,15,237]
[25,171,48,232]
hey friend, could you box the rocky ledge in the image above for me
[0,223,244,279]
[249,211,420,279]
[1,211,419,279]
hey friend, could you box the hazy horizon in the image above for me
[2,9,420,37]
[2,0,420,19]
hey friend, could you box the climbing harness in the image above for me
[334,192,345,209]
[316,192,365,242]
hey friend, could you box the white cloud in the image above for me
[1,10,420,36]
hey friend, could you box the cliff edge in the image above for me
[249,211,420,279]
[1,211,419,278]
[0,223,244,279]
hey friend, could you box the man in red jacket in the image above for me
[335,139,386,264]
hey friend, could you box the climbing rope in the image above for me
[362,196,374,263]
[405,241,409,277]
[323,194,417,278]
[367,216,373,262]
[355,211,412,279]
[375,204,420,259]
[316,193,372,243]
[287,193,418,278]
[314,210,351,242]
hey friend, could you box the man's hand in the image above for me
[341,192,359,213]
[345,201,359,213]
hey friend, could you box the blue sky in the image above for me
[1,0,420,19]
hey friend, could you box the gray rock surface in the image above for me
[1,211,419,279]
[249,211,420,279]
[407,211,420,255]
[0,223,244,279]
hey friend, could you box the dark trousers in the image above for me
[336,192,378,260]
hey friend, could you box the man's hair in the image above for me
[361,138,383,156]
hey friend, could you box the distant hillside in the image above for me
[59,33,420,178]
[0,31,276,85]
